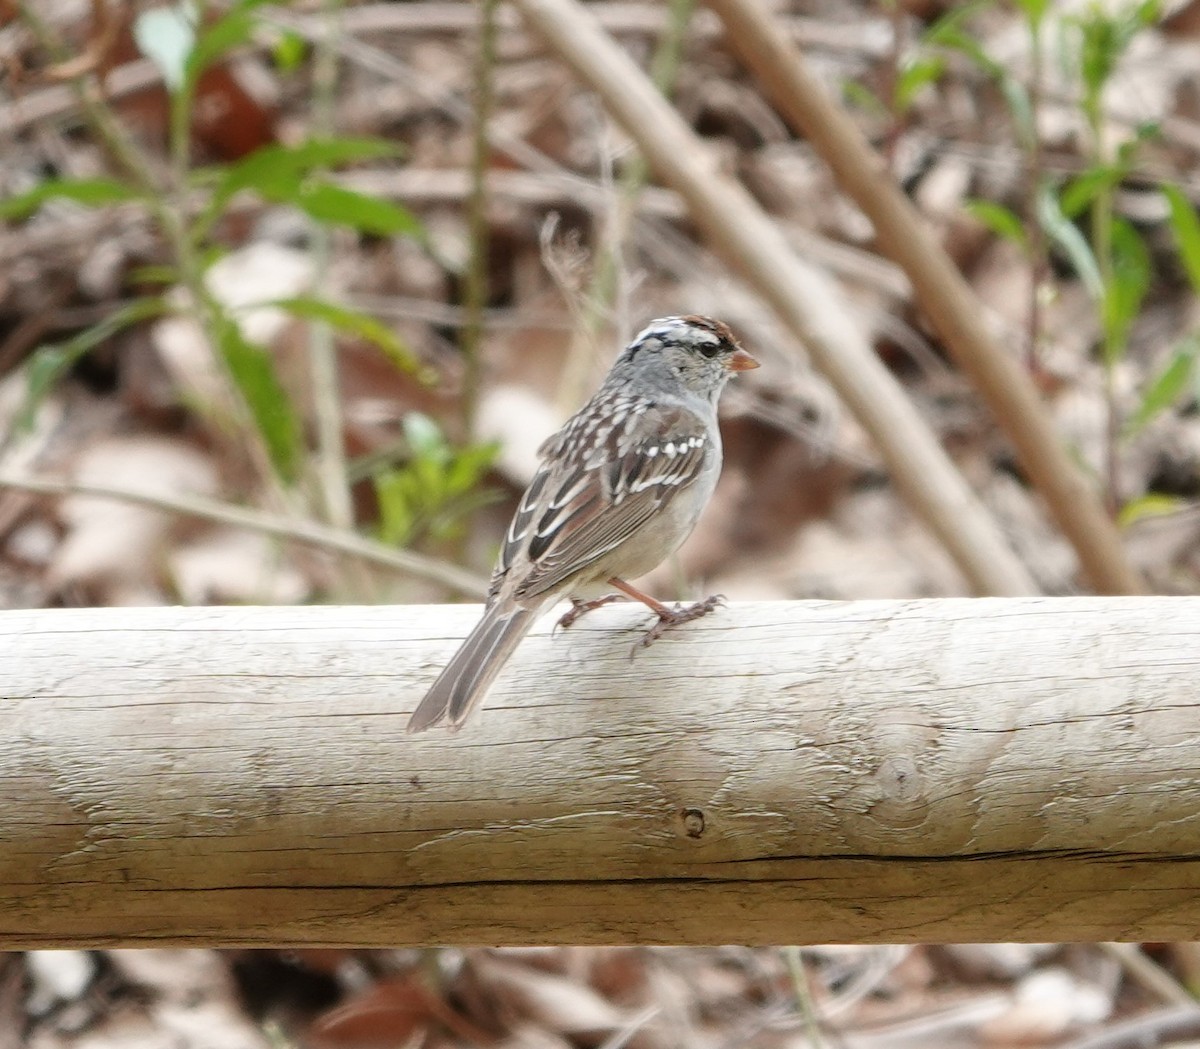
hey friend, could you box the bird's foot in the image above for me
[556,594,623,631]
[634,594,725,653]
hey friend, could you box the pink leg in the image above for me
[606,577,725,649]
[556,593,625,630]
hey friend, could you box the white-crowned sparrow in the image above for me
[407,315,758,732]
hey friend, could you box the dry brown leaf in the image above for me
[47,437,217,596]
[169,527,309,605]
[471,954,627,1036]
[308,976,491,1049]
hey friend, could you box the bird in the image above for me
[406,314,759,732]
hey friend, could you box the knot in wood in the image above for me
[680,808,706,838]
[869,755,930,829]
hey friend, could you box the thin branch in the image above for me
[307,0,355,536]
[461,0,498,438]
[782,948,828,1049]
[1101,943,1195,1008]
[703,0,1143,595]
[0,474,488,596]
[1061,1005,1200,1049]
[513,0,1037,596]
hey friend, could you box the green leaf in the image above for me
[840,79,887,117]
[1128,340,1195,434]
[1119,120,1161,162]
[1124,337,1200,437]
[1037,184,1103,300]
[0,177,142,219]
[1163,184,1200,293]
[293,181,422,236]
[1102,217,1150,361]
[272,29,307,72]
[372,421,500,546]
[894,56,944,112]
[1073,0,1160,100]
[185,0,285,87]
[209,138,402,208]
[926,5,1004,79]
[214,317,303,482]
[999,78,1035,149]
[127,263,182,286]
[185,10,255,87]
[133,5,196,93]
[964,199,1028,249]
[1059,166,1122,218]
[270,295,430,378]
[374,470,415,547]
[403,412,447,460]
[1015,0,1049,27]
[1118,491,1184,529]
[17,298,168,432]
[445,441,500,494]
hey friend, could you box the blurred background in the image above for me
[2,0,1200,1045]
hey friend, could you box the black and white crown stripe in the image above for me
[629,315,727,354]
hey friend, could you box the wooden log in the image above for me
[2,598,1198,948]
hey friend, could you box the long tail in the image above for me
[407,605,539,732]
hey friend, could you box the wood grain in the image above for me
[2,599,1198,947]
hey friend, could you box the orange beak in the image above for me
[725,348,760,372]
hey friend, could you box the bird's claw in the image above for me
[630,594,725,656]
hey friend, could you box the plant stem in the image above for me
[0,473,489,595]
[1025,12,1049,371]
[461,0,498,439]
[163,62,285,505]
[559,0,695,410]
[1086,88,1121,516]
[881,0,907,173]
[308,0,355,533]
[18,0,280,499]
[782,947,826,1049]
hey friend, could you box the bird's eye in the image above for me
[697,342,723,358]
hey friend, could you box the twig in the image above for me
[880,0,907,172]
[1024,10,1050,371]
[513,0,1037,596]
[1060,1004,1200,1049]
[263,4,734,287]
[577,0,695,372]
[595,1005,662,1049]
[329,3,894,57]
[704,0,1144,595]
[307,0,355,537]
[461,0,498,438]
[555,0,696,409]
[0,8,895,140]
[0,474,488,596]
[589,0,695,319]
[782,947,827,1049]
[1100,942,1195,1008]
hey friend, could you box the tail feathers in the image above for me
[407,606,538,732]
